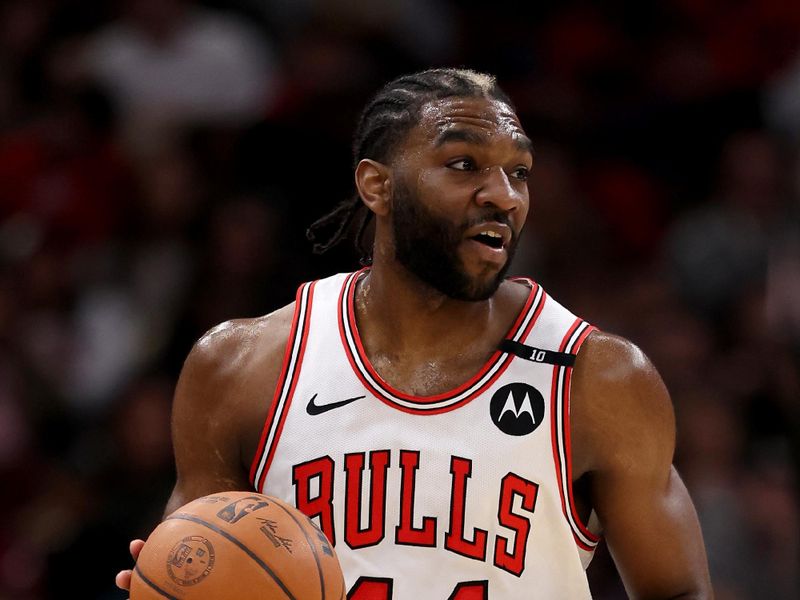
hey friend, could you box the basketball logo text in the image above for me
[216,495,270,524]
[166,535,216,586]
[257,518,294,553]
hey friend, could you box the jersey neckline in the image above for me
[337,269,547,414]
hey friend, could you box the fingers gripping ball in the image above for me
[131,492,346,600]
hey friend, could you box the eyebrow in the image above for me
[434,128,535,158]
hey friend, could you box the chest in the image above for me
[368,345,496,397]
[253,348,591,598]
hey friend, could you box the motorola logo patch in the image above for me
[489,383,545,436]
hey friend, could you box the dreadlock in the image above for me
[306,68,515,265]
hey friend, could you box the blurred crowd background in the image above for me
[0,0,798,598]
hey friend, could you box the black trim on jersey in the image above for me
[347,576,394,599]
[447,580,488,600]
[344,450,391,550]
[395,449,437,548]
[293,455,336,548]
[499,339,576,367]
[444,456,488,562]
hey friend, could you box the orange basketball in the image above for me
[130,491,346,600]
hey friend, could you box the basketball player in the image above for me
[117,69,712,598]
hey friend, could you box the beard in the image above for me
[391,179,518,301]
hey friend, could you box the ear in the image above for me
[355,159,391,217]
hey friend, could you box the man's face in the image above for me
[389,96,533,301]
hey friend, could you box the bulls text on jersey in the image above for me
[292,449,539,578]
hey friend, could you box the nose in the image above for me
[475,166,526,213]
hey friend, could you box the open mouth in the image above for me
[471,232,505,249]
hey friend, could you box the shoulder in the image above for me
[186,302,296,382]
[165,302,298,508]
[570,330,676,476]
[173,302,298,460]
[574,330,664,392]
[183,270,346,385]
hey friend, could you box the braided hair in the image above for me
[306,68,514,264]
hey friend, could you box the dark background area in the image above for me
[0,0,798,598]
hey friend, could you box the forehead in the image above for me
[411,96,529,149]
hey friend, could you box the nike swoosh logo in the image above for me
[306,394,365,415]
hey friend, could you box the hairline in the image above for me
[381,92,522,165]
[393,95,528,163]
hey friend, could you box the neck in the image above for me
[358,259,496,351]
[350,253,531,397]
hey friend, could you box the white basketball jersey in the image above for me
[250,271,601,599]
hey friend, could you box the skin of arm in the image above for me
[164,303,295,515]
[116,304,294,592]
[571,331,713,599]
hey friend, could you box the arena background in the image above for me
[0,1,798,598]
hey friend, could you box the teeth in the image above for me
[483,231,501,238]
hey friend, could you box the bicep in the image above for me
[573,332,712,598]
[165,337,253,516]
[594,465,711,598]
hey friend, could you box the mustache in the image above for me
[461,211,515,236]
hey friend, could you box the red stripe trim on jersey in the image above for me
[337,271,369,398]
[345,273,526,404]
[346,279,537,404]
[248,284,306,486]
[259,281,316,489]
[550,319,602,550]
[337,270,545,414]
[561,324,601,545]
[549,319,581,525]
[249,281,316,491]
[574,532,597,552]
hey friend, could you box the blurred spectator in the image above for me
[766,224,800,345]
[664,130,786,316]
[0,75,134,412]
[185,194,293,335]
[765,149,800,346]
[82,0,279,154]
[764,48,800,138]
[0,83,130,252]
[46,375,175,598]
[257,0,456,63]
[677,393,757,598]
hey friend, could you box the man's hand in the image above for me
[115,539,145,592]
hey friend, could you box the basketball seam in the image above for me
[271,500,328,600]
[133,565,180,599]
[166,513,296,600]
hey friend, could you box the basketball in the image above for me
[130,491,346,600]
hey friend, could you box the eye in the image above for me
[448,158,476,171]
[511,166,530,181]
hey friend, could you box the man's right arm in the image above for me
[166,304,296,515]
[117,304,295,592]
